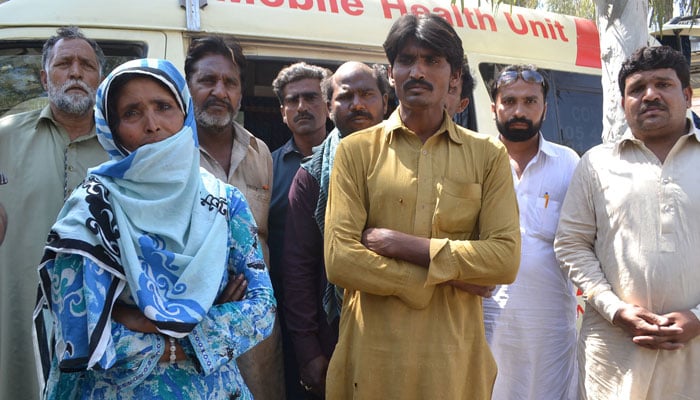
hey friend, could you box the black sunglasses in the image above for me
[496,69,545,88]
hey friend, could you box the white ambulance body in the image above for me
[0,0,604,153]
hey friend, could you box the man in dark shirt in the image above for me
[282,61,389,398]
[269,61,330,399]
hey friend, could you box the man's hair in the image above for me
[42,26,106,76]
[184,36,246,84]
[490,64,549,100]
[272,62,331,104]
[459,58,475,100]
[320,63,391,103]
[383,14,463,74]
[618,45,690,95]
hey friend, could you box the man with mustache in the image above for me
[184,36,284,400]
[482,64,580,400]
[324,14,520,399]
[0,26,109,399]
[281,61,389,399]
[555,45,700,400]
[269,61,330,398]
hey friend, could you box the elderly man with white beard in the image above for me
[0,26,109,399]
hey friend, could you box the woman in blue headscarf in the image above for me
[34,59,276,399]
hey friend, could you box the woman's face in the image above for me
[114,76,185,152]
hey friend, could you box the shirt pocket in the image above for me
[244,184,272,226]
[524,194,561,241]
[435,178,482,234]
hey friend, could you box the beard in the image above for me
[496,114,543,142]
[47,78,96,116]
[195,98,238,131]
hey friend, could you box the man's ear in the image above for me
[684,86,693,108]
[280,105,287,124]
[457,97,469,114]
[40,70,48,91]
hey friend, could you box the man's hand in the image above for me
[215,273,247,305]
[443,281,496,298]
[613,303,684,350]
[361,227,430,267]
[632,310,700,350]
[361,227,396,258]
[299,355,329,398]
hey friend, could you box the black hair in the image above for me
[490,64,549,100]
[383,14,463,74]
[618,45,690,95]
[271,62,331,104]
[185,36,247,85]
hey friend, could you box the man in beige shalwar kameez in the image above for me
[555,45,700,400]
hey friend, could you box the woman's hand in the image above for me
[112,304,158,333]
[215,273,248,304]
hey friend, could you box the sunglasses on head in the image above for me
[496,69,544,88]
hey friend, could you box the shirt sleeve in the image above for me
[46,254,162,388]
[554,157,624,323]
[281,168,325,367]
[188,186,277,376]
[425,143,521,287]
[324,141,435,310]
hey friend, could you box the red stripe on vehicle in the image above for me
[575,18,601,69]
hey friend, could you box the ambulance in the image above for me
[0,0,604,154]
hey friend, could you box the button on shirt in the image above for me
[269,138,305,289]
[324,110,520,400]
[555,120,700,400]
[483,134,580,400]
[199,121,272,263]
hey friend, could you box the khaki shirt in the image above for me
[199,121,272,264]
[324,110,521,399]
[0,105,108,400]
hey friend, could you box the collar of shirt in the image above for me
[538,133,561,159]
[37,104,98,143]
[279,137,303,160]
[614,115,700,156]
[383,109,465,145]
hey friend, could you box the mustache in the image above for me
[59,79,92,95]
[346,110,374,120]
[403,79,433,92]
[640,100,666,113]
[294,111,314,122]
[505,117,534,129]
[203,98,233,112]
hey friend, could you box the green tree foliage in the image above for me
[497,0,539,8]
[546,0,596,20]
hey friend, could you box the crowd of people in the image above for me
[0,12,698,400]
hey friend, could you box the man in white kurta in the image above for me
[555,45,700,400]
[483,64,579,400]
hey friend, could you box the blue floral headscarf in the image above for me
[38,59,230,370]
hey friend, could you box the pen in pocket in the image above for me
[544,192,549,208]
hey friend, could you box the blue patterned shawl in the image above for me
[36,59,231,371]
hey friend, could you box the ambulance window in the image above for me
[0,40,145,117]
[479,63,603,155]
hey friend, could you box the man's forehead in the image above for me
[497,80,543,98]
[284,78,322,95]
[627,68,678,83]
[335,73,378,92]
[397,38,441,56]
